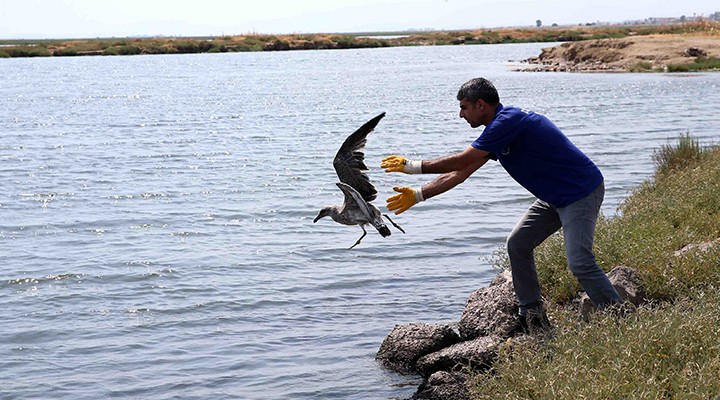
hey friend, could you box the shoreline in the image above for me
[2,22,719,74]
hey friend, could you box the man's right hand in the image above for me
[381,155,422,174]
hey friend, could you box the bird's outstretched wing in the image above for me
[333,112,385,202]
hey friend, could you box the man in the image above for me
[381,77,621,331]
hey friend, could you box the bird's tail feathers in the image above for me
[377,225,391,237]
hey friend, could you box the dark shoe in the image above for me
[516,308,553,335]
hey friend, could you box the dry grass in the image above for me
[472,292,720,399]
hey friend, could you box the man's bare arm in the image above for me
[421,146,490,174]
[421,155,489,200]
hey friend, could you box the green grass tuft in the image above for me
[652,132,705,178]
[667,56,720,72]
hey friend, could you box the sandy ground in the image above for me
[519,34,720,72]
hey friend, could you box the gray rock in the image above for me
[416,336,501,378]
[673,238,720,257]
[608,265,647,305]
[579,266,646,316]
[411,371,471,400]
[489,268,513,286]
[376,323,461,374]
[457,270,519,340]
[683,47,707,57]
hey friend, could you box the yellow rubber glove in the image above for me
[386,186,425,215]
[381,155,422,174]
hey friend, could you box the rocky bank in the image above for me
[518,34,720,72]
[376,266,647,399]
[377,237,720,398]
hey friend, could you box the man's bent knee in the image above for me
[506,234,534,259]
[568,258,602,278]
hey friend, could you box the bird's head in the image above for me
[313,207,333,223]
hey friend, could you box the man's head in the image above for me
[457,77,500,128]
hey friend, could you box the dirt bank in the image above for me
[519,34,720,72]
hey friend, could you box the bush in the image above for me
[53,48,78,56]
[694,56,720,69]
[174,41,200,53]
[199,41,213,52]
[173,40,212,53]
[332,36,355,49]
[138,45,172,55]
[208,44,227,53]
[652,131,704,177]
[667,64,690,72]
[103,45,141,56]
[3,46,51,57]
[555,33,584,41]
[312,39,332,50]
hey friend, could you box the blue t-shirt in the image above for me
[471,104,603,208]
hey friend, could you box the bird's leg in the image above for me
[383,214,405,234]
[349,226,367,250]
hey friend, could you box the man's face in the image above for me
[459,98,484,128]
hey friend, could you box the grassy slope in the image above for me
[471,135,720,398]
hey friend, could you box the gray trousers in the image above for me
[507,182,621,316]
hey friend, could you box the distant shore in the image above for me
[1,21,719,72]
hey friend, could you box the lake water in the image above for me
[1,43,719,400]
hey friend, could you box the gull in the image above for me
[313,112,405,249]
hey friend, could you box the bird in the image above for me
[313,112,405,249]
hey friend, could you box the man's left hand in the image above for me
[386,186,424,215]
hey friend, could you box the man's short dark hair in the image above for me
[456,77,500,105]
